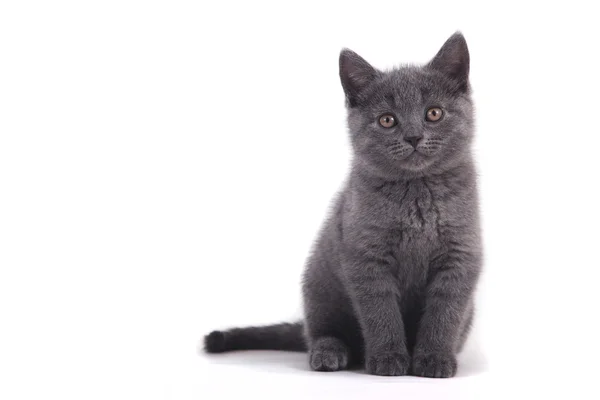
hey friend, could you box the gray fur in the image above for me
[204,32,482,378]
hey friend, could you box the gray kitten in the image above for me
[204,32,482,378]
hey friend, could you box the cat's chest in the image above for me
[376,179,440,236]
[379,181,444,294]
[368,179,445,265]
[347,178,451,258]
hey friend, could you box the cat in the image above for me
[203,32,482,378]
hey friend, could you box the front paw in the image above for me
[412,352,457,378]
[366,352,410,376]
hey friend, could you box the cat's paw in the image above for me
[309,337,349,372]
[411,352,457,378]
[366,352,410,376]
[309,348,349,372]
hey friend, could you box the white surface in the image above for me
[1,1,600,399]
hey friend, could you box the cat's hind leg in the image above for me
[303,266,363,372]
[309,336,350,372]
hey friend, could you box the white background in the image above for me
[1,1,599,399]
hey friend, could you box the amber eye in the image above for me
[379,114,397,128]
[426,107,443,122]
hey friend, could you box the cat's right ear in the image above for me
[339,49,377,107]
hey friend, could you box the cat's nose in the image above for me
[404,135,423,149]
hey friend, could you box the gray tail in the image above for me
[203,321,306,353]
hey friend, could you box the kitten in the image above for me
[204,32,482,378]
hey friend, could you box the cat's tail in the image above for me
[203,321,307,353]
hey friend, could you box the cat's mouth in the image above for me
[406,150,427,163]
[389,147,423,161]
[387,147,436,171]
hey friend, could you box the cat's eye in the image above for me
[426,107,443,122]
[379,114,397,128]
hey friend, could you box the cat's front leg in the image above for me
[412,249,481,378]
[342,250,410,376]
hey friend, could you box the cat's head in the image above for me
[340,32,474,178]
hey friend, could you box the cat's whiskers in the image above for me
[389,145,414,160]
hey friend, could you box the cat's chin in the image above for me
[358,153,437,179]
[395,152,436,172]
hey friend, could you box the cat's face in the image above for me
[340,33,474,178]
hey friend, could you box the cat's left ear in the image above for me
[428,32,470,91]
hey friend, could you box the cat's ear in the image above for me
[339,49,378,107]
[428,32,470,91]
